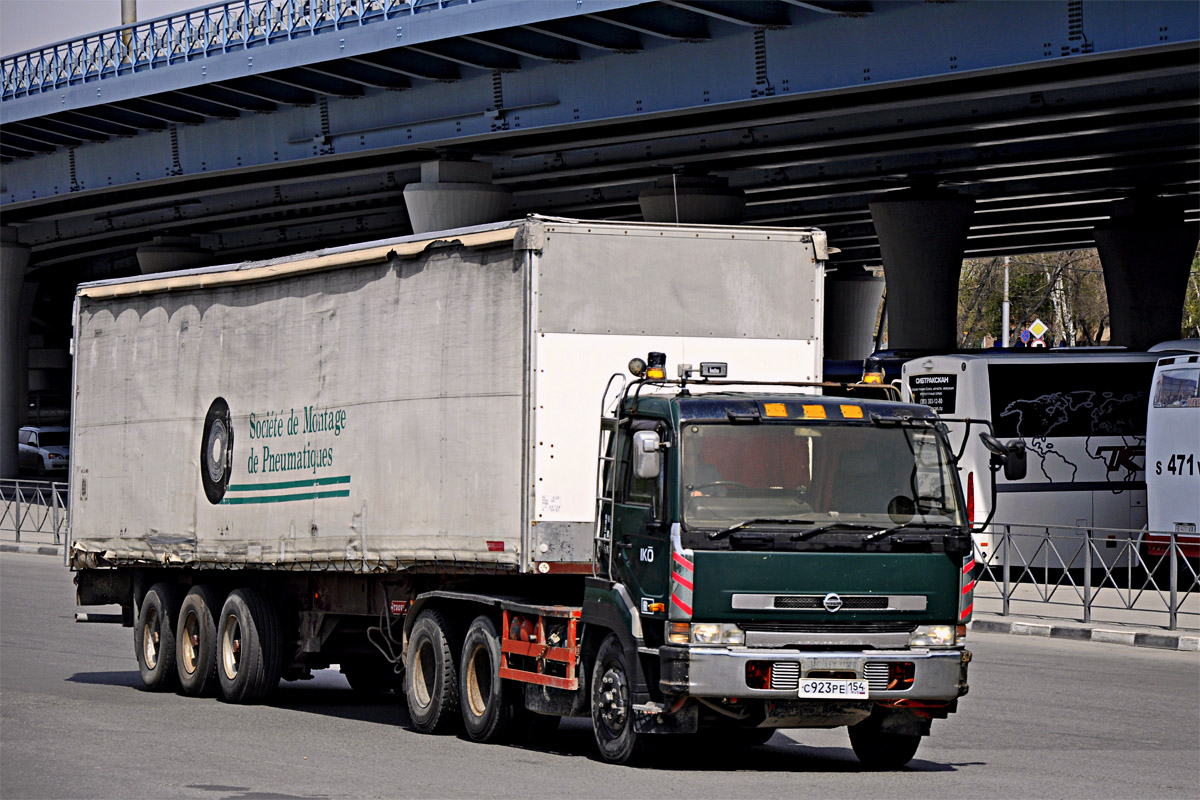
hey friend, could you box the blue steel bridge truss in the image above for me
[0,0,1197,274]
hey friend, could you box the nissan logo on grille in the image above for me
[823,593,843,613]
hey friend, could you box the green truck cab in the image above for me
[584,355,982,766]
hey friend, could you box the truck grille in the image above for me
[773,595,889,610]
[766,662,897,692]
[863,663,891,691]
[769,662,800,690]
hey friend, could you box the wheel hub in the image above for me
[598,669,628,729]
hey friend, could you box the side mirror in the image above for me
[979,432,1027,481]
[1002,439,1027,481]
[632,431,662,479]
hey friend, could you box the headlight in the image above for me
[671,622,745,646]
[908,624,965,647]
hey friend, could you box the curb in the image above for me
[0,543,63,557]
[970,617,1200,652]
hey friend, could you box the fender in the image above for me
[582,577,651,698]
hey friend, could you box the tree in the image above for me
[957,251,1108,347]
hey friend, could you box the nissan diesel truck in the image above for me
[68,216,1001,767]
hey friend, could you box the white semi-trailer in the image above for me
[70,216,984,767]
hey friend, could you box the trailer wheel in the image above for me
[405,610,460,734]
[848,715,922,769]
[216,588,284,704]
[135,583,182,691]
[459,615,520,743]
[590,633,640,764]
[176,585,220,697]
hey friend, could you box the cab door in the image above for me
[612,419,671,615]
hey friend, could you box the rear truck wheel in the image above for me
[216,588,284,704]
[405,610,460,734]
[848,713,922,770]
[590,633,640,764]
[175,585,220,697]
[459,615,522,743]
[341,656,401,695]
[134,583,182,691]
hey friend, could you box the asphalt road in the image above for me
[2,550,1197,800]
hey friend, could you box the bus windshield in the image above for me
[681,422,965,531]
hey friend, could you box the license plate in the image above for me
[798,679,869,698]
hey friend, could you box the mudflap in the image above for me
[875,707,934,737]
[632,701,699,735]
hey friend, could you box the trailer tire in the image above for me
[135,582,182,691]
[848,716,922,770]
[176,585,220,697]
[459,615,521,743]
[405,610,460,734]
[590,633,640,764]
[216,588,284,704]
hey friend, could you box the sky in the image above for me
[1,0,200,57]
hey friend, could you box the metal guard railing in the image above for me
[973,523,1199,631]
[1,479,69,545]
[2,0,486,101]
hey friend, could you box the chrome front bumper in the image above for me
[660,645,969,700]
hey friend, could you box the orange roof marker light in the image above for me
[764,403,788,418]
[840,404,864,419]
[802,404,826,419]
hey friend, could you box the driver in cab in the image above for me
[683,435,724,496]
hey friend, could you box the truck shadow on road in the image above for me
[66,670,145,688]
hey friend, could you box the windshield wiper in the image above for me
[788,522,879,541]
[709,518,814,541]
[863,522,961,543]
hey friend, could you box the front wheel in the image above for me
[848,716,922,769]
[590,633,640,764]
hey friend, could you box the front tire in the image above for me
[135,583,182,691]
[459,615,520,743]
[590,633,640,764]
[176,585,220,697]
[405,610,460,734]
[216,588,284,704]
[848,715,922,769]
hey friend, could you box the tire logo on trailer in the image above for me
[201,397,234,504]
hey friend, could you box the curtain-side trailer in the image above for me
[71,216,982,767]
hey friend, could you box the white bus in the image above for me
[901,349,1166,568]
[1144,345,1200,566]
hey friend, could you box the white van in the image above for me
[1144,346,1200,563]
[900,350,1166,568]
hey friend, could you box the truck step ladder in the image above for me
[593,373,627,579]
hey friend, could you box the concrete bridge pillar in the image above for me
[1093,197,1197,350]
[824,269,885,361]
[869,192,975,351]
[638,176,745,224]
[1,227,31,478]
[402,160,512,234]
[137,236,211,274]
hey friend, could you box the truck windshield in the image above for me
[681,422,965,532]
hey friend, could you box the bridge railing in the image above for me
[972,523,1199,632]
[0,479,69,546]
[2,0,485,101]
